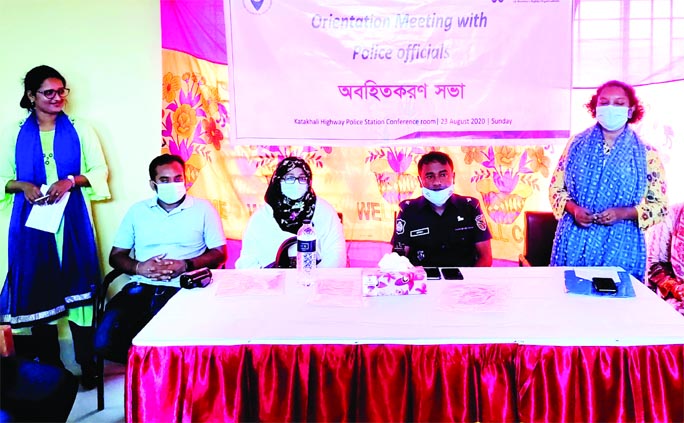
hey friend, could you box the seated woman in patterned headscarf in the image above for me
[549,80,667,281]
[235,156,346,268]
[646,203,684,315]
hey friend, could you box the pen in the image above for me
[34,194,49,204]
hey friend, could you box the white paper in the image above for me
[214,271,285,297]
[439,284,509,311]
[25,185,70,233]
[574,268,620,282]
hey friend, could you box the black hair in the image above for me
[20,65,66,110]
[417,151,454,173]
[149,154,186,180]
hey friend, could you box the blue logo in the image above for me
[243,0,272,15]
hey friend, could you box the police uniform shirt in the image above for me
[391,194,492,267]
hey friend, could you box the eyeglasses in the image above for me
[281,175,309,184]
[36,88,70,99]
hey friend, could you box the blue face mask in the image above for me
[596,105,630,131]
[280,182,308,200]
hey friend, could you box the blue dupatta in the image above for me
[550,124,648,280]
[0,112,100,327]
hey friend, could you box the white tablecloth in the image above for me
[133,266,684,347]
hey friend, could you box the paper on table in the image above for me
[438,284,509,312]
[308,277,366,308]
[25,185,70,233]
[214,271,285,296]
[574,268,620,282]
[564,270,635,297]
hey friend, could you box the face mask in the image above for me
[596,105,630,131]
[280,182,308,200]
[422,185,454,207]
[155,182,186,204]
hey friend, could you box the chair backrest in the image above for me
[522,211,558,266]
[274,236,298,268]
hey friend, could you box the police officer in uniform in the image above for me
[391,151,492,267]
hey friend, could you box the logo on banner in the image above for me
[243,0,272,14]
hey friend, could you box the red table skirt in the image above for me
[126,343,683,422]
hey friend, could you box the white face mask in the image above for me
[596,105,630,131]
[155,182,186,204]
[422,185,454,207]
[280,181,308,200]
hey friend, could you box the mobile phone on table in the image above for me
[440,267,464,280]
[424,267,441,280]
[592,277,617,293]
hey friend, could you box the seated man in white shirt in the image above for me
[94,154,226,363]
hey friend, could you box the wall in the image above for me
[0,0,161,270]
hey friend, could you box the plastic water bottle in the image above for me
[297,219,317,286]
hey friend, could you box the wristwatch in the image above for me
[67,175,76,189]
[184,259,194,272]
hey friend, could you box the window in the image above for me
[573,0,683,86]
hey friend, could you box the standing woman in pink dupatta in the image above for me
[0,66,110,388]
[549,80,668,281]
[647,203,684,315]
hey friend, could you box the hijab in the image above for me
[264,157,316,234]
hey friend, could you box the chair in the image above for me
[93,268,123,411]
[519,211,558,267]
[269,214,344,269]
[273,236,298,268]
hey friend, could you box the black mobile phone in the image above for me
[424,267,441,280]
[441,267,464,280]
[592,277,618,293]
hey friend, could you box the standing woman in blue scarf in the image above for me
[549,80,668,281]
[0,65,110,387]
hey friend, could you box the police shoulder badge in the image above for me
[475,214,487,231]
[395,218,406,235]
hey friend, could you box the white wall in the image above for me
[0,0,161,270]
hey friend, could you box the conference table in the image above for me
[126,267,684,422]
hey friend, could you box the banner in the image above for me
[225,0,572,146]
